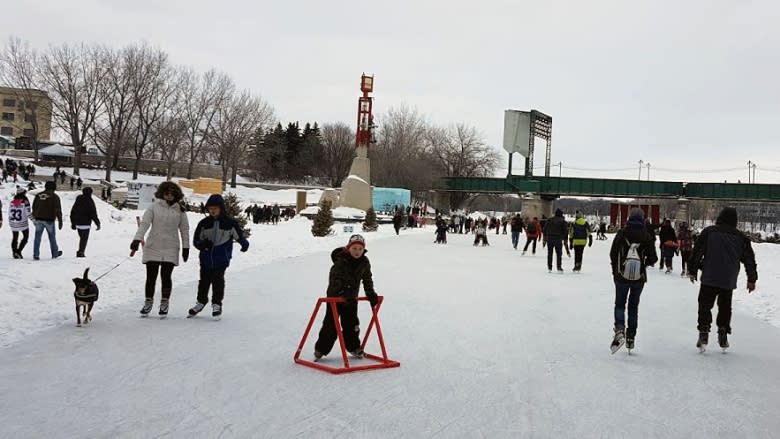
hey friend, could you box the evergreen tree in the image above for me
[363,207,379,232]
[311,200,334,237]
[224,192,252,237]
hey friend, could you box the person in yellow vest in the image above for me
[568,212,593,272]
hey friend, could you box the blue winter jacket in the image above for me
[193,204,249,269]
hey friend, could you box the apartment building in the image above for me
[0,86,52,142]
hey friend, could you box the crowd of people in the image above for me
[243,203,295,225]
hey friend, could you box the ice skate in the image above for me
[187,302,205,317]
[610,329,626,354]
[212,303,222,320]
[626,338,635,353]
[718,328,729,352]
[349,348,365,359]
[140,299,153,316]
[697,332,709,353]
[158,298,169,318]
[313,350,324,361]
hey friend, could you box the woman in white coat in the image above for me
[131,181,190,317]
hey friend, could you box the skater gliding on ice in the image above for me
[609,208,658,353]
[314,234,378,361]
[688,207,757,353]
[543,209,569,272]
[568,212,592,272]
[188,194,250,319]
[131,182,190,317]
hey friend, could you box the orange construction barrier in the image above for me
[294,296,400,374]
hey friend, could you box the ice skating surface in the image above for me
[1,230,780,438]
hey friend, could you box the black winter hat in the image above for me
[83,187,93,196]
[555,208,563,217]
[44,181,56,191]
[716,207,738,228]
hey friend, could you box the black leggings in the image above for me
[145,261,175,299]
[12,230,29,253]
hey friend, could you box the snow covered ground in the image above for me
[1,219,779,437]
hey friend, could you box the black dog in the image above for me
[73,268,99,327]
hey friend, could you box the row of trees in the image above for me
[0,37,275,186]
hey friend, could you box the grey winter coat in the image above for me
[134,199,190,265]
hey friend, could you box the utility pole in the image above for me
[558,161,562,177]
[646,162,651,181]
[638,160,643,180]
[747,160,753,183]
[752,163,757,184]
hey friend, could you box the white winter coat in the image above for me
[134,199,190,265]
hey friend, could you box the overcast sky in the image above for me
[4,0,779,183]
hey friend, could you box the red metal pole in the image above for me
[294,298,324,361]
[331,300,350,369]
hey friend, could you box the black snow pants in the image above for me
[697,284,733,333]
[573,245,585,269]
[145,261,175,300]
[523,236,537,254]
[314,299,361,355]
[77,229,90,255]
[197,267,227,305]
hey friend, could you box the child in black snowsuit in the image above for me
[314,234,378,360]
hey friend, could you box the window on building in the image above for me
[0,127,13,136]
[23,129,34,137]
[24,114,34,123]
[2,99,15,107]
[1,112,14,121]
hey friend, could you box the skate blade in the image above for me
[698,345,706,354]
[610,342,624,354]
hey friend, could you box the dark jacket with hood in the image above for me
[610,213,659,284]
[510,216,524,233]
[70,187,101,228]
[326,247,376,300]
[659,223,677,246]
[688,207,757,290]
[543,210,568,238]
[32,181,62,222]
[193,194,249,269]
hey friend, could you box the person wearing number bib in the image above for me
[8,187,32,259]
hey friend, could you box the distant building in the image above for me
[0,86,52,142]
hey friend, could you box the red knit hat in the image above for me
[346,234,366,249]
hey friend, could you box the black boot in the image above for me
[718,328,729,350]
[697,332,709,352]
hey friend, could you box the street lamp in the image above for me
[646,162,651,181]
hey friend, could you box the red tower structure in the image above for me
[355,74,374,148]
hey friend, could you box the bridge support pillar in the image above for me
[432,191,451,213]
[675,198,690,224]
[522,195,554,221]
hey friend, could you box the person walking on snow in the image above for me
[523,216,541,255]
[543,209,570,272]
[510,214,524,250]
[688,207,757,352]
[677,222,694,277]
[8,187,31,258]
[69,187,101,258]
[32,181,63,260]
[609,208,658,353]
[188,194,249,319]
[569,212,593,272]
[473,220,489,246]
[659,219,678,273]
[131,181,190,317]
[313,234,378,360]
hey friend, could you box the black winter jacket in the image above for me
[510,217,524,233]
[610,219,659,284]
[689,225,757,290]
[326,247,376,300]
[70,192,100,228]
[543,216,568,238]
[659,225,677,245]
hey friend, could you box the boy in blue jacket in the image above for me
[188,194,249,319]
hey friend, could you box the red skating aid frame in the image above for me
[294,296,400,374]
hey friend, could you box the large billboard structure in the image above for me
[502,109,552,177]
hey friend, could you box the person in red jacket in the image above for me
[522,216,542,255]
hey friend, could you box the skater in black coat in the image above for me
[314,235,378,360]
[689,207,757,352]
[69,187,101,257]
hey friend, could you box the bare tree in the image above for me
[180,69,233,179]
[39,43,106,175]
[210,90,275,190]
[0,37,48,162]
[426,123,500,178]
[318,122,356,187]
[370,104,431,189]
[154,115,188,180]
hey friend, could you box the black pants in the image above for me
[523,236,537,253]
[12,229,29,254]
[197,267,226,305]
[573,245,585,269]
[77,229,90,255]
[662,247,675,270]
[314,300,360,355]
[547,237,563,270]
[659,243,665,268]
[474,234,489,245]
[680,250,691,272]
[145,261,175,299]
[698,284,733,333]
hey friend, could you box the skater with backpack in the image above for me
[188,194,249,319]
[688,207,757,353]
[568,212,593,272]
[313,234,378,360]
[609,208,658,353]
[523,217,541,255]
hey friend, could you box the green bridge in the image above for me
[441,176,780,201]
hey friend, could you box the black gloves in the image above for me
[367,293,378,309]
[199,239,214,251]
[130,240,141,251]
[71,224,76,230]
[182,248,189,262]
[588,235,593,247]
[240,242,249,252]
[58,220,63,230]
[96,224,101,231]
